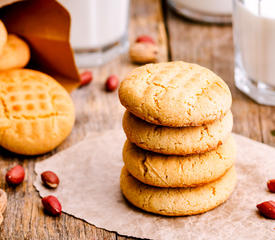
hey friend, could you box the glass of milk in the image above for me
[59,0,130,67]
[168,0,232,23]
[233,0,275,106]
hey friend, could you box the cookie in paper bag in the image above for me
[0,69,75,155]
[0,20,7,55]
[0,34,30,71]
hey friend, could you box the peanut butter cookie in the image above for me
[119,61,232,127]
[123,135,236,187]
[0,69,75,155]
[123,110,233,155]
[120,166,236,216]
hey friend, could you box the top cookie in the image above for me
[0,69,75,155]
[0,20,7,55]
[119,61,232,127]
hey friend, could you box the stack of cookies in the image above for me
[118,61,236,216]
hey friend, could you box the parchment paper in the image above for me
[34,130,275,240]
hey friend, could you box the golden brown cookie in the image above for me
[123,110,233,155]
[120,166,236,216]
[0,34,30,71]
[0,20,7,55]
[0,69,75,155]
[119,61,232,127]
[123,135,236,187]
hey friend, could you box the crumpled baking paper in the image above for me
[34,130,275,240]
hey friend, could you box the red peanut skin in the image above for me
[136,35,155,44]
[105,75,119,92]
[41,171,60,188]
[80,71,93,86]
[256,200,275,219]
[42,195,62,216]
[6,165,25,185]
[267,179,275,193]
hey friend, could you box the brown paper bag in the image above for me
[0,0,80,91]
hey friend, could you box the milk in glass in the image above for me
[234,0,275,105]
[59,0,130,66]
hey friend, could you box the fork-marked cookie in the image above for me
[119,61,232,127]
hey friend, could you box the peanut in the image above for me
[41,171,59,189]
[136,35,155,44]
[105,75,119,92]
[80,70,93,86]
[267,179,275,193]
[42,195,62,216]
[129,42,158,64]
[6,165,25,186]
[256,200,275,219]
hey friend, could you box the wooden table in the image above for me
[1,0,274,239]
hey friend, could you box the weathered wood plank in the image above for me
[259,106,275,147]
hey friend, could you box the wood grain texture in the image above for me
[1,0,275,239]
